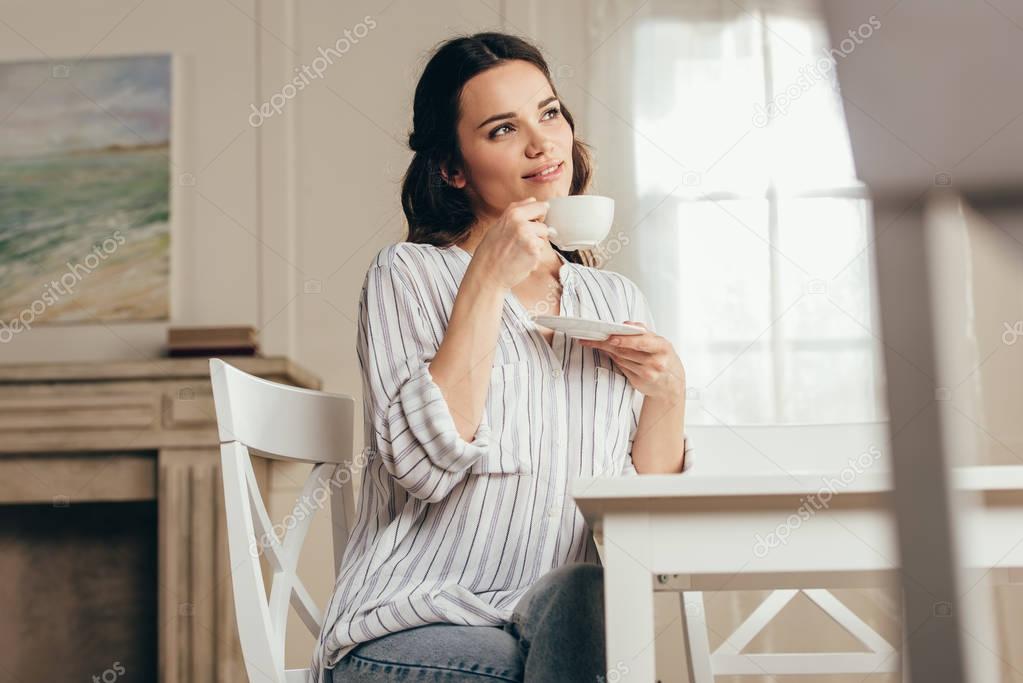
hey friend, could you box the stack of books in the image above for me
[166,326,259,357]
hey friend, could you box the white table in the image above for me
[571,466,1023,682]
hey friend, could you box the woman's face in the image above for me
[448,59,574,223]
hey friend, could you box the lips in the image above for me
[523,161,564,179]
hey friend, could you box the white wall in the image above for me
[0,0,287,360]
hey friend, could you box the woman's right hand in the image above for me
[468,197,551,291]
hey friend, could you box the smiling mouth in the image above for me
[523,161,564,179]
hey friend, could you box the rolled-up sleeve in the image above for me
[358,260,492,502]
[619,277,693,476]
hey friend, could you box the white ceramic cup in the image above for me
[544,195,614,250]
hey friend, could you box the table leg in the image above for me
[602,513,656,682]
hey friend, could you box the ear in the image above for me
[439,162,467,189]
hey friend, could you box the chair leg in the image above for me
[679,592,713,683]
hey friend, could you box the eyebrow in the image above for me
[476,95,559,130]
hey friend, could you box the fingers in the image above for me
[604,345,651,362]
[609,355,645,375]
[507,196,543,211]
[525,220,554,243]
[581,324,661,355]
[581,339,650,362]
[543,226,559,247]
[608,333,658,353]
[513,199,550,223]
[515,202,552,245]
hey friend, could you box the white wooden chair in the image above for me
[676,422,901,681]
[679,589,899,680]
[209,358,357,683]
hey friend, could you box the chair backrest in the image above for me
[209,358,357,683]
[681,589,899,682]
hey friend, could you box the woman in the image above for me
[312,32,692,683]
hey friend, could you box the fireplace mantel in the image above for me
[0,355,320,682]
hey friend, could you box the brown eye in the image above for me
[490,123,513,139]
[490,107,560,139]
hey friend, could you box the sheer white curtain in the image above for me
[583,0,885,425]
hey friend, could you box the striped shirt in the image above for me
[310,242,692,682]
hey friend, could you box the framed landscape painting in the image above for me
[0,53,171,331]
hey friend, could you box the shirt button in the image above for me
[551,368,563,379]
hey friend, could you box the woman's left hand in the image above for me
[579,322,685,400]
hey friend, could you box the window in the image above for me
[629,2,885,424]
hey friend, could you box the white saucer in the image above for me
[530,315,645,341]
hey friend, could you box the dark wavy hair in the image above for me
[401,32,594,265]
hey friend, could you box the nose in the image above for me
[525,128,555,158]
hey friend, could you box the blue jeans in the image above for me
[329,562,606,682]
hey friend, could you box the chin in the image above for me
[541,183,572,197]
